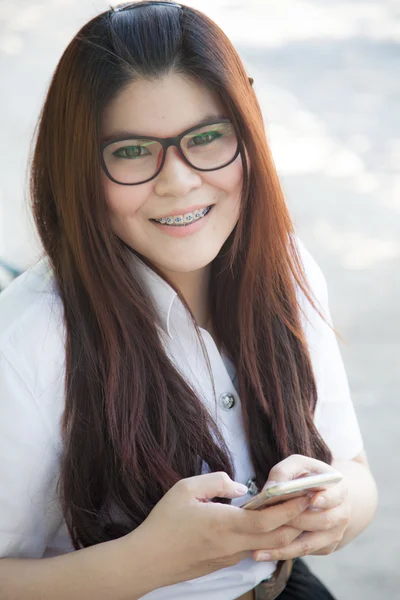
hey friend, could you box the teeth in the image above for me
[154,206,212,226]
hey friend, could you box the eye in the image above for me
[187,130,223,147]
[112,145,151,159]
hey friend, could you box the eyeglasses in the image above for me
[100,119,240,186]
[112,1,182,14]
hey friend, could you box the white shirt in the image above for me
[0,239,363,599]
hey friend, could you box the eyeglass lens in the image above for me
[103,122,238,184]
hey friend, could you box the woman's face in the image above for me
[101,73,243,276]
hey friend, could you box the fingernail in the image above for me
[256,552,271,561]
[235,484,248,495]
[313,496,326,508]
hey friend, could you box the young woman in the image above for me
[0,2,377,599]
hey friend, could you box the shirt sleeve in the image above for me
[0,350,62,558]
[296,240,364,461]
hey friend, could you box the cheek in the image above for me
[203,155,243,195]
[104,177,151,218]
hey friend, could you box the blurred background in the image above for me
[0,0,399,597]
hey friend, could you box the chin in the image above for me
[155,253,217,274]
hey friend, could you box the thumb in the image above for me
[264,455,335,490]
[179,471,248,502]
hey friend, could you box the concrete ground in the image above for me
[1,1,399,598]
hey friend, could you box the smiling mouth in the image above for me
[150,205,214,227]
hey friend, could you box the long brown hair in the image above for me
[30,1,332,550]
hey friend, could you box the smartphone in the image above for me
[239,471,343,510]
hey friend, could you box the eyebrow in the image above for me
[101,114,227,143]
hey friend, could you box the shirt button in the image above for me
[246,477,259,496]
[219,392,236,410]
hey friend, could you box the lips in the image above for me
[150,204,214,221]
[149,204,214,236]
[151,205,213,226]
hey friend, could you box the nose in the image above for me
[154,146,202,197]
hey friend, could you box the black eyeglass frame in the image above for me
[112,1,182,14]
[100,118,240,186]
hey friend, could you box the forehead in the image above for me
[101,72,227,139]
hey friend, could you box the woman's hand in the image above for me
[125,471,309,589]
[253,455,350,562]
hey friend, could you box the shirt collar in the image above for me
[129,251,179,339]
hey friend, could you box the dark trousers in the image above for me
[276,559,337,599]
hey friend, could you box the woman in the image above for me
[0,2,377,599]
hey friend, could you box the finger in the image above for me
[287,504,349,532]
[253,527,345,562]
[177,471,249,502]
[259,525,304,550]
[308,482,348,510]
[311,541,341,555]
[247,525,303,552]
[238,495,310,536]
[265,455,337,488]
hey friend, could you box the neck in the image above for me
[161,264,211,330]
